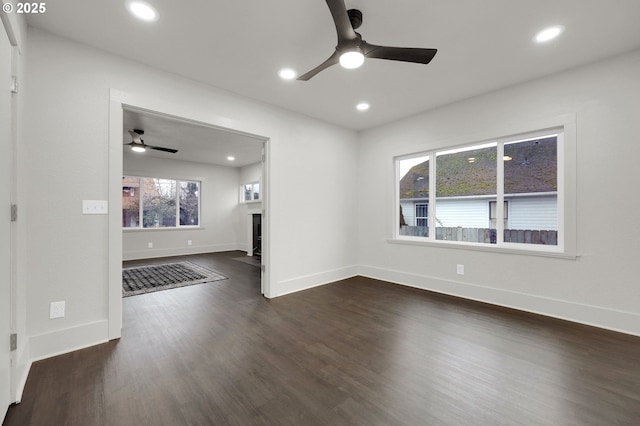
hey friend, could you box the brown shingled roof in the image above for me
[399,136,557,199]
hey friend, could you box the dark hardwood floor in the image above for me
[5,251,640,425]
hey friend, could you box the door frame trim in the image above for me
[108,89,271,339]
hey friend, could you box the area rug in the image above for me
[122,261,227,297]
[232,256,261,268]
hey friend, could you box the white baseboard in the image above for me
[272,265,359,298]
[123,244,241,261]
[12,340,31,404]
[358,265,640,337]
[28,320,110,363]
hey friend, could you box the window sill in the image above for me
[123,227,205,233]
[387,237,578,260]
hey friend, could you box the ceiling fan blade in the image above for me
[363,42,437,65]
[297,50,341,81]
[148,145,178,154]
[325,0,358,44]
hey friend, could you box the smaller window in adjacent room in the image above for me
[242,181,260,202]
[122,176,200,229]
[179,181,200,226]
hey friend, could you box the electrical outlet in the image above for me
[456,264,465,275]
[148,242,153,249]
[50,301,65,319]
[187,240,192,246]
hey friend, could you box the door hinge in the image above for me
[11,204,17,222]
[260,264,265,272]
[10,333,17,351]
[10,76,18,94]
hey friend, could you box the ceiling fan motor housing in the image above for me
[348,9,362,29]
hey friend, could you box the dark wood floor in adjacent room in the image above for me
[5,250,640,425]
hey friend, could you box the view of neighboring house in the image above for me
[122,177,142,227]
[122,176,200,229]
[399,136,558,244]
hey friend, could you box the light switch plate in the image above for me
[82,200,108,215]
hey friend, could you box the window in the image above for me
[415,204,428,227]
[122,176,200,229]
[242,181,260,202]
[396,129,562,252]
[435,142,497,242]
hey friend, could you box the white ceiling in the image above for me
[27,0,640,132]
[122,109,264,167]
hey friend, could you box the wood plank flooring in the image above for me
[5,251,640,425]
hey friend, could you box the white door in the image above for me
[0,17,13,419]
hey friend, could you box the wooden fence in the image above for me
[399,226,557,245]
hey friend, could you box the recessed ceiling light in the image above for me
[227,156,235,161]
[356,102,370,111]
[278,68,297,80]
[534,25,564,43]
[126,1,159,22]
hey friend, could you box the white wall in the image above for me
[4,10,30,403]
[23,28,359,360]
[122,153,243,260]
[357,49,640,335]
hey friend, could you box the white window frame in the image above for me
[122,176,202,230]
[393,122,576,259]
[241,181,261,203]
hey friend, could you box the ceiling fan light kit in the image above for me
[298,0,437,81]
[125,129,179,154]
[130,143,146,153]
[339,49,365,69]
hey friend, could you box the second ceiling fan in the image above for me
[126,129,178,154]
[298,0,438,81]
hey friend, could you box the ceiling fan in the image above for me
[298,0,438,81]
[125,129,178,154]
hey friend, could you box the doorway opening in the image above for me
[109,91,270,341]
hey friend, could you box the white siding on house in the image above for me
[400,201,416,225]
[509,196,557,230]
[402,195,557,230]
[436,198,491,228]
